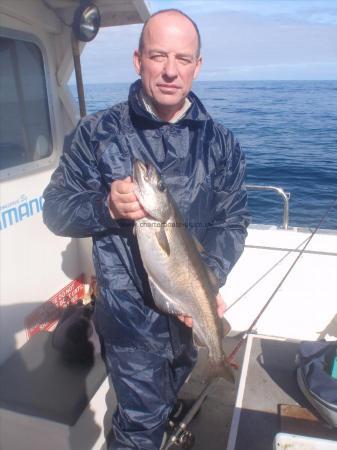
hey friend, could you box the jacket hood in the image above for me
[128,79,210,125]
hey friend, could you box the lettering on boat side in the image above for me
[24,276,85,339]
[0,194,44,230]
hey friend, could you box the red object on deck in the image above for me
[25,276,85,338]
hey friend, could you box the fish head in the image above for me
[133,160,172,222]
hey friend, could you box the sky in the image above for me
[73,0,337,84]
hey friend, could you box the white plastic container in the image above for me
[273,433,337,449]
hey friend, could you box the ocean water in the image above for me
[72,81,337,229]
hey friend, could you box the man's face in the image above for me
[134,13,202,118]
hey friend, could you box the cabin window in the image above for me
[0,36,52,171]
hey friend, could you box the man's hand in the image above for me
[108,177,146,221]
[178,292,226,328]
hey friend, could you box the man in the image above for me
[43,9,249,450]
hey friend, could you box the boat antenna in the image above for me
[227,195,337,364]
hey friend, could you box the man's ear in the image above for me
[133,50,142,75]
[193,56,202,80]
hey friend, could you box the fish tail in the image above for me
[208,357,236,384]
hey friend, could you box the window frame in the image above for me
[0,27,57,180]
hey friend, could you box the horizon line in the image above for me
[69,79,337,86]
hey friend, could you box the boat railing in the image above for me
[246,184,290,229]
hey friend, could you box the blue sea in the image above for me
[72,81,337,229]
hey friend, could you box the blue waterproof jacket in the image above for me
[43,80,250,354]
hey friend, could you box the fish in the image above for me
[133,160,234,383]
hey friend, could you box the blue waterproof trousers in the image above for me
[95,301,197,450]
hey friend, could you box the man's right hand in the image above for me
[108,177,146,221]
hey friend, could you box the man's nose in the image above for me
[163,56,178,78]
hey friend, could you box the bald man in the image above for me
[43,9,249,449]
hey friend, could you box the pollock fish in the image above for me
[133,160,234,383]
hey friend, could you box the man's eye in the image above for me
[151,55,166,62]
[178,57,192,65]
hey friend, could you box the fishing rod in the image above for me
[163,382,212,450]
[227,195,337,364]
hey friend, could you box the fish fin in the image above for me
[193,236,205,253]
[221,317,232,336]
[148,277,184,316]
[192,332,207,348]
[206,356,236,384]
[191,323,209,349]
[155,228,170,256]
[213,358,236,384]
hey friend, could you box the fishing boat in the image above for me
[0,1,336,449]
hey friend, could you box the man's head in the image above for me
[134,9,202,121]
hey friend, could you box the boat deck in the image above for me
[221,226,337,341]
[170,334,337,450]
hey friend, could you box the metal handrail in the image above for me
[246,184,290,229]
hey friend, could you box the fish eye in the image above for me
[157,180,166,192]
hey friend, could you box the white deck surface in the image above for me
[221,226,337,341]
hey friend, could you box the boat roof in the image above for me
[0,0,150,100]
[0,1,150,37]
[43,0,150,27]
